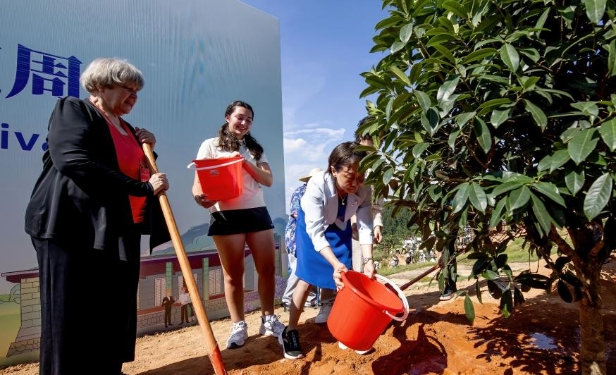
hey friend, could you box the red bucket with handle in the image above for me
[188,156,244,201]
[327,271,409,351]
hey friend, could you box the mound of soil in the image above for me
[2,257,615,375]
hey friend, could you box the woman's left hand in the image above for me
[193,193,217,209]
[363,260,376,279]
[135,127,156,148]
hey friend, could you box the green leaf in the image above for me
[400,22,414,43]
[523,99,548,130]
[482,269,500,280]
[514,271,551,290]
[509,185,531,211]
[492,180,525,197]
[383,167,394,185]
[599,118,616,151]
[464,294,475,324]
[412,143,429,159]
[583,0,607,24]
[583,173,612,220]
[391,41,406,54]
[609,39,616,78]
[430,43,456,64]
[468,183,488,213]
[570,101,599,117]
[530,192,552,235]
[489,198,507,228]
[499,289,513,318]
[500,43,520,72]
[390,66,411,87]
[569,128,599,165]
[477,98,513,116]
[487,280,503,299]
[414,90,432,111]
[456,111,476,127]
[452,183,470,214]
[473,117,492,153]
[490,107,513,128]
[463,48,498,64]
[520,76,540,90]
[421,109,441,136]
[548,149,571,172]
[557,279,574,303]
[531,182,565,206]
[565,168,585,196]
[437,76,460,102]
[471,257,490,277]
[555,256,571,272]
[561,272,584,288]
[443,1,467,19]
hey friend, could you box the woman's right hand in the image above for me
[193,193,217,209]
[149,172,169,195]
[333,262,349,291]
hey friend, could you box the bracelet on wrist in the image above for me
[363,257,373,265]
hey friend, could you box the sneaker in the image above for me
[278,327,304,359]
[259,314,285,337]
[314,303,333,324]
[226,320,248,349]
[439,289,456,301]
[338,341,372,355]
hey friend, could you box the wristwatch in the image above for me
[363,257,373,265]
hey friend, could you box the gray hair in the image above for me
[80,57,144,93]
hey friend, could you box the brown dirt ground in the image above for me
[2,255,615,375]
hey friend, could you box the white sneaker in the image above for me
[226,320,248,349]
[338,341,372,355]
[314,303,333,324]
[259,314,285,337]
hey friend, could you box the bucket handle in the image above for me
[374,273,410,322]
[187,157,244,171]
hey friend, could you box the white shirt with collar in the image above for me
[300,170,373,252]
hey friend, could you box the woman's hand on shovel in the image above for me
[149,173,169,195]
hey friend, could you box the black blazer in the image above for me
[25,96,169,252]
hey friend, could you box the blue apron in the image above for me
[295,202,352,290]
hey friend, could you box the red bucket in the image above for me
[188,156,244,201]
[327,271,409,351]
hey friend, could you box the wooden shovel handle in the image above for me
[143,143,227,375]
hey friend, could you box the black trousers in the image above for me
[180,304,189,323]
[33,232,140,375]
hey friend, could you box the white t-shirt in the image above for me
[179,291,190,305]
[195,137,268,212]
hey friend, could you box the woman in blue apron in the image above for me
[278,141,376,359]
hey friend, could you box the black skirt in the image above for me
[208,206,274,236]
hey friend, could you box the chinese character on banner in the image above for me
[5,44,81,99]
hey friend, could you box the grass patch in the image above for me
[374,237,543,276]
[376,260,438,277]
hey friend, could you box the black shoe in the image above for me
[278,327,304,359]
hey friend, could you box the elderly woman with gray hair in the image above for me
[25,57,169,375]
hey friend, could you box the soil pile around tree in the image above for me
[1,256,615,375]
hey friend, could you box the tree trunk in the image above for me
[577,258,606,375]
